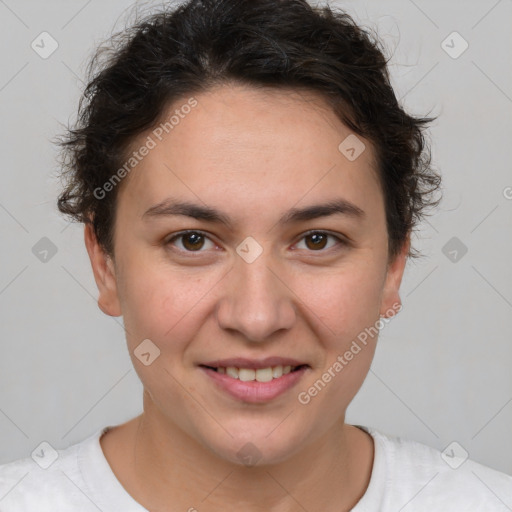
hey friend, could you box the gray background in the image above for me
[0,0,511,477]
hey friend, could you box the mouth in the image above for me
[199,364,310,382]
[198,360,311,403]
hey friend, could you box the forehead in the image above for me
[117,83,383,226]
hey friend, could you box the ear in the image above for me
[379,234,410,319]
[84,223,122,317]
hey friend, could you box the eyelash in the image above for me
[164,229,348,255]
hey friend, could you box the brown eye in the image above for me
[295,231,345,252]
[305,232,328,250]
[181,232,205,251]
[166,231,215,252]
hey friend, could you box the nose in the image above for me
[215,252,296,342]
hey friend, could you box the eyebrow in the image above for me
[142,197,365,227]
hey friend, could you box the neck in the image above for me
[104,394,374,511]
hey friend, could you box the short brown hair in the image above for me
[56,0,442,262]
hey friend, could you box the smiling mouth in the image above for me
[199,364,309,382]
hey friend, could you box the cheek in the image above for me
[296,337,377,432]
[294,256,386,344]
[118,253,224,348]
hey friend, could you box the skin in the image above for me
[84,82,409,511]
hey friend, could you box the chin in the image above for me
[202,423,308,468]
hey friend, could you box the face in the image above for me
[85,83,408,465]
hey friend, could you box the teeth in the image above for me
[255,367,273,382]
[216,365,300,381]
[226,367,238,379]
[239,368,256,381]
[272,366,283,378]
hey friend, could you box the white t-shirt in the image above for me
[1,424,511,511]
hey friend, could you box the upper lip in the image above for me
[199,357,309,369]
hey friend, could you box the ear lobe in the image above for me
[379,235,410,319]
[84,223,122,317]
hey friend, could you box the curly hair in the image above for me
[55,0,442,262]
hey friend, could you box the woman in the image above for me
[1,0,511,510]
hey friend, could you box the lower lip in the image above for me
[199,366,308,403]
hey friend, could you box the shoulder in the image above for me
[365,425,512,511]
[0,431,104,511]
